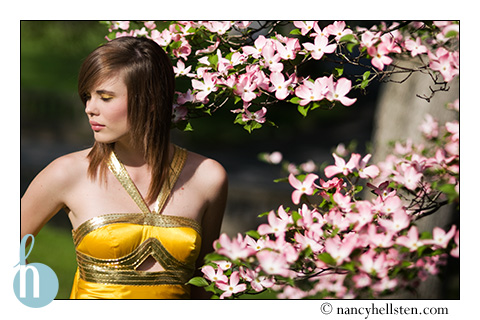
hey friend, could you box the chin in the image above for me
[92,133,118,144]
[93,132,130,145]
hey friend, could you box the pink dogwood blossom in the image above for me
[216,233,256,261]
[359,250,388,277]
[202,265,228,283]
[288,173,319,204]
[355,154,380,179]
[257,250,291,277]
[327,21,353,41]
[393,164,422,190]
[258,205,292,236]
[216,271,247,299]
[234,76,258,102]
[378,208,410,234]
[325,76,357,106]
[419,114,439,139]
[173,59,193,77]
[294,77,329,106]
[368,43,393,70]
[405,37,427,57]
[243,107,267,124]
[293,21,317,35]
[240,267,275,292]
[379,195,403,216]
[242,35,267,58]
[324,153,357,178]
[269,72,294,100]
[429,48,459,82]
[367,224,395,248]
[261,42,283,72]
[324,234,358,265]
[396,226,424,252]
[424,225,456,249]
[275,38,300,60]
[203,21,232,35]
[450,230,459,258]
[303,35,336,60]
[191,72,217,101]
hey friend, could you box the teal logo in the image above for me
[13,234,59,308]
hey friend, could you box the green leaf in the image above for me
[244,121,262,133]
[297,105,310,117]
[233,95,243,105]
[342,261,356,272]
[417,245,430,257]
[360,79,369,89]
[174,120,194,132]
[445,30,458,38]
[204,282,219,294]
[318,252,336,265]
[258,211,271,218]
[208,54,219,67]
[273,177,288,183]
[334,67,344,77]
[438,184,458,202]
[290,29,302,35]
[204,252,226,262]
[339,34,355,43]
[169,40,183,50]
[420,231,432,240]
[354,185,363,194]
[187,276,209,287]
[363,71,371,80]
[289,96,301,104]
[245,230,261,239]
[292,210,302,224]
[234,113,246,125]
[346,42,356,53]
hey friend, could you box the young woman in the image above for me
[20,36,228,299]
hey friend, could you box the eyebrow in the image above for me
[95,90,115,96]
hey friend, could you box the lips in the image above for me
[90,121,105,131]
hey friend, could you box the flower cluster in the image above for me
[103,21,459,299]
[189,101,459,299]
[104,20,459,132]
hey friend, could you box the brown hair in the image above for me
[78,36,175,204]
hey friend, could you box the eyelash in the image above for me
[83,93,113,102]
[101,96,113,102]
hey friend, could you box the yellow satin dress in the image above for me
[70,145,202,299]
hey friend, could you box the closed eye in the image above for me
[97,90,115,102]
[100,94,114,101]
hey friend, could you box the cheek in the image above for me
[108,103,129,125]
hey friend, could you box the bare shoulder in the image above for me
[21,148,92,237]
[184,149,228,196]
[32,148,90,190]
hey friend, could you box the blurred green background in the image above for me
[21,21,379,299]
[21,21,108,299]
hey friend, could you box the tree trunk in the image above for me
[371,61,459,299]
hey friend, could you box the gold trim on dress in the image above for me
[154,145,187,214]
[76,238,195,286]
[71,144,201,287]
[107,152,151,214]
[72,213,202,247]
[106,144,187,214]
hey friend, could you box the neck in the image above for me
[113,139,174,168]
[113,139,148,168]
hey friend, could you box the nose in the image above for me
[85,98,99,117]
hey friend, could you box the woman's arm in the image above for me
[190,158,228,299]
[21,155,75,243]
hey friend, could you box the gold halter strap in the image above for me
[106,145,188,214]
